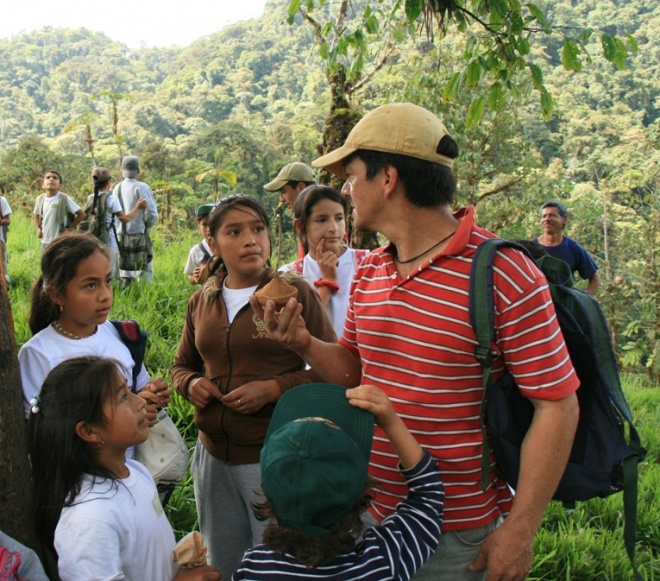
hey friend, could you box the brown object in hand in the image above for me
[137,390,160,405]
[172,531,208,568]
[253,271,298,308]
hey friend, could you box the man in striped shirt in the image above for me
[251,103,580,581]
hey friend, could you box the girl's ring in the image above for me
[238,398,241,405]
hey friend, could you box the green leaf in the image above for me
[488,83,506,111]
[364,14,379,34]
[612,36,628,70]
[319,41,329,60]
[442,72,461,101]
[561,40,582,72]
[288,0,303,17]
[625,33,639,53]
[405,0,423,22]
[525,3,548,30]
[601,33,617,62]
[466,96,485,130]
[528,62,543,91]
[516,36,531,55]
[540,87,554,120]
[466,61,482,88]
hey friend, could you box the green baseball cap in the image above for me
[261,383,375,538]
[196,203,215,219]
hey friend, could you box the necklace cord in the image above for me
[393,231,456,265]
[51,321,99,340]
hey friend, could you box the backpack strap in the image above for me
[110,319,149,391]
[468,238,531,492]
[198,241,211,259]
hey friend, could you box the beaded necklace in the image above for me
[51,321,98,340]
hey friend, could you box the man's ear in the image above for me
[381,165,399,199]
[75,421,101,445]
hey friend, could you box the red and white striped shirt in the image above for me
[339,206,579,531]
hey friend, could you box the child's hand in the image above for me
[346,385,397,430]
[146,377,171,407]
[137,198,148,209]
[316,239,339,281]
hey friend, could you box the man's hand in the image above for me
[469,521,533,581]
[249,295,312,356]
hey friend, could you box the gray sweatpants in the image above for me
[191,440,267,580]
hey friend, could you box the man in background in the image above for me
[534,200,600,294]
[113,156,158,285]
[264,162,316,214]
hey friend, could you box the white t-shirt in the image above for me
[184,239,213,275]
[18,321,150,418]
[281,247,368,337]
[55,459,177,581]
[103,192,123,249]
[33,192,81,244]
[0,196,12,244]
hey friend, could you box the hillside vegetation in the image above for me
[0,0,658,377]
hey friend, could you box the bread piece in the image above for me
[253,272,298,308]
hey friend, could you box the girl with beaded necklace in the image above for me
[18,231,170,422]
[28,356,221,581]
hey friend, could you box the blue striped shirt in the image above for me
[232,451,443,581]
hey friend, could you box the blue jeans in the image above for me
[362,512,501,581]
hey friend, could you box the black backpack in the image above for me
[78,191,112,243]
[469,239,645,577]
[110,319,148,391]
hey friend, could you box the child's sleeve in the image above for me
[367,451,444,581]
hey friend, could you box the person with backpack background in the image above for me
[79,167,147,278]
[252,103,580,581]
[184,203,214,285]
[33,170,85,253]
[113,156,158,286]
[0,193,12,286]
[534,201,600,294]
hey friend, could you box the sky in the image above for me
[1,0,269,48]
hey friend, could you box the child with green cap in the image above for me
[184,203,215,285]
[233,383,444,580]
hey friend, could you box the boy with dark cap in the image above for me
[184,203,215,285]
[233,383,444,580]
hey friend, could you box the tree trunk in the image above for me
[319,66,380,250]
[0,268,37,548]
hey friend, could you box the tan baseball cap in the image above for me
[264,162,315,191]
[312,103,454,178]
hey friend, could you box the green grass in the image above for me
[5,212,660,579]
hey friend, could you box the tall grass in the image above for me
[6,212,659,579]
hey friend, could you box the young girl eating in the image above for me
[280,185,369,337]
[28,356,220,581]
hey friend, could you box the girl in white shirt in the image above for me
[280,185,369,337]
[27,356,220,581]
[18,231,168,420]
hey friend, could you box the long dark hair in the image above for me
[29,231,110,335]
[205,194,272,278]
[28,356,121,554]
[293,185,346,255]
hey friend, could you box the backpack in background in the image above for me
[469,238,646,577]
[77,191,111,243]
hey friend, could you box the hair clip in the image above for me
[210,194,250,214]
[30,396,41,414]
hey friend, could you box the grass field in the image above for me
[5,212,659,580]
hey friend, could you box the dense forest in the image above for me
[0,0,658,376]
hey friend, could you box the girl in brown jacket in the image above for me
[171,195,336,580]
